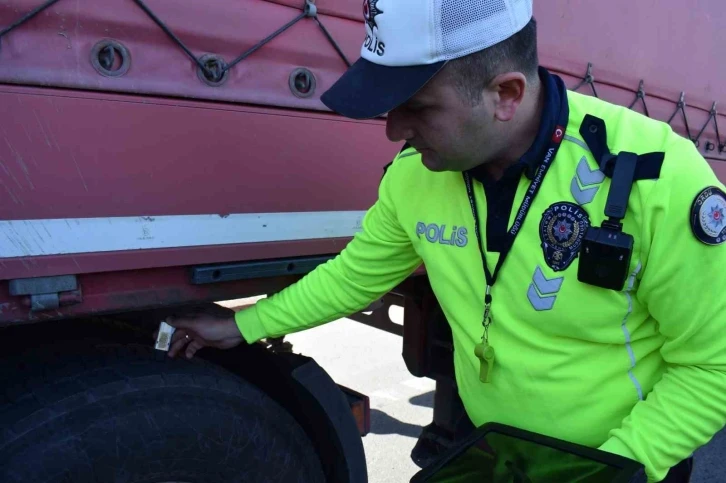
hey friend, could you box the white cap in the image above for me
[322,0,534,119]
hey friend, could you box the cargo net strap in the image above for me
[133,0,351,79]
[0,0,351,79]
[574,62,724,155]
[0,0,62,38]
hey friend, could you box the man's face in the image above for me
[385,68,503,173]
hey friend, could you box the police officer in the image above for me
[164,0,726,481]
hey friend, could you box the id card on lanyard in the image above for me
[465,123,567,383]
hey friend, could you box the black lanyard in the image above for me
[464,125,566,343]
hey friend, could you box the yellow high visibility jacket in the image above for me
[236,69,726,482]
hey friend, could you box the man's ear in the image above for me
[489,72,527,122]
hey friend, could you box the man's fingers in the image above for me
[169,328,190,345]
[168,334,190,358]
[185,339,204,359]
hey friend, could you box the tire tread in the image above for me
[0,330,325,483]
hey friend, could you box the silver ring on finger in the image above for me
[185,334,190,340]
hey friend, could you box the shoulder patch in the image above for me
[539,202,591,271]
[690,186,726,245]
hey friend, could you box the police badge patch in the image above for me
[539,202,591,272]
[691,186,726,245]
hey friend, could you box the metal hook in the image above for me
[573,62,599,98]
[573,62,593,89]
[304,0,317,17]
[693,102,725,155]
[628,80,650,118]
[667,92,694,143]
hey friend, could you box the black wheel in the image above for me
[0,328,326,483]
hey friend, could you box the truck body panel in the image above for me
[1,1,725,480]
[1,0,724,323]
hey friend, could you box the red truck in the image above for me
[1,0,724,481]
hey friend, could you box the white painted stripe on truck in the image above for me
[0,211,366,258]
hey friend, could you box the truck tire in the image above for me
[0,335,326,483]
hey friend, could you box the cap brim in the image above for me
[321,57,447,120]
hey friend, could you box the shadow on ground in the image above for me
[369,409,427,439]
[409,391,434,409]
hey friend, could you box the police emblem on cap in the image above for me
[539,202,591,272]
[362,0,385,56]
[363,0,383,32]
[690,186,726,245]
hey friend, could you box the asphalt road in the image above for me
[283,313,726,483]
[692,430,726,482]
[285,313,435,483]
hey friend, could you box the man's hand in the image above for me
[157,312,245,359]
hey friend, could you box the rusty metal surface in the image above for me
[0,239,351,281]
[0,265,305,325]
